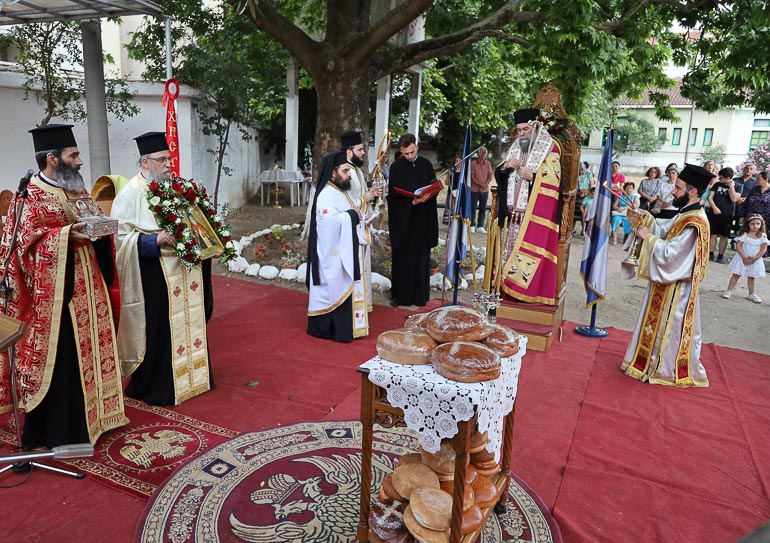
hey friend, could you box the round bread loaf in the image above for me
[404,312,431,332]
[369,498,409,540]
[404,506,449,543]
[392,463,440,499]
[465,464,478,486]
[377,329,438,365]
[482,323,520,358]
[425,306,492,342]
[382,472,405,500]
[420,441,455,475]
[476,462,501,478]
[461,504,484,534]
[431,342,501,383]
[472,475,498,508]
[469,430,488,454]
[409,487,453,531]
[470,447,495,466]
[397,452,423,466]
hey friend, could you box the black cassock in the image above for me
[125,245,214,406]
[387,156,439,307]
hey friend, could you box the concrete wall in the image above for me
[0,71,261,209]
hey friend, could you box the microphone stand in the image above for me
[0,174,88,480]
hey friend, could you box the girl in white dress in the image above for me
[722,214,768,303]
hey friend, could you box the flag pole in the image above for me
[575,305,608,337]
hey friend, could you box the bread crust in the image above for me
[377,329,438,365]
[409,487,453,531]
[425,306,492,343]
[482,323,521,358]
[392,463,440,499]
[431,342,501,383]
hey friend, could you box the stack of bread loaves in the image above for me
[375,306,520,384]
[370,425,501,541]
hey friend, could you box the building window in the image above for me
[580,133,590,147]
[658,128,667,144]
[689,128,697,146]
[749,131,769,150]
[753,119,770,127]
[703,128,713,146]
[672,128,682,146]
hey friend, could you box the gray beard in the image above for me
[53,164,85,193]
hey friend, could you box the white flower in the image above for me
[176,243,185,251]
[221,229,230,237]
[226,241,234,249]
[214,215,222,222]
[162,199,171,207]
[150,196,161,206]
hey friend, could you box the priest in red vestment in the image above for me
[0,124,128,448]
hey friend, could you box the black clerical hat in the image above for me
[29,124,77,152]
[679,163,714,191]
[340,131,363,148]
[513,108,540,125]
[134,132,169,155]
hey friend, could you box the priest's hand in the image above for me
[504,158,522,170]
[519,167,533,181]
[635,225,650,240]
[627,208,647,228]
[365,187,381,202]
[412,193,430,206]
[69,222,91,243]
[157,231,176,248]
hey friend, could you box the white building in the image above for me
[581,78,769,176]
[0,15,262,209]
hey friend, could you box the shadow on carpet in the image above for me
[133,420,562,543]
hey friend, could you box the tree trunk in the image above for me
[312,65,374,175]
[213,119,231,209]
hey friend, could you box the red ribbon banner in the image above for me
[163,78,180,177]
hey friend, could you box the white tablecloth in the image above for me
[260,169,304,183]
[360,337,526,463]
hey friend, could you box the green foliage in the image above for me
[697,144,727,168]
[613,113,660,156]
[679,1,770,114]
[128,1,287,206]
[10,21,137,127]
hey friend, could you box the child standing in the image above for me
[722,214,768,303]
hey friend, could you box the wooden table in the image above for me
[357,366,518,543]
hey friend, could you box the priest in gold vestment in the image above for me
[621,164,714,387]
[0,124,128,448]
[110,132,213,406]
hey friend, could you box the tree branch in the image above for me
[599,0,711,32]
[232,0,322,77]
[373,1,541,78]
[348,0,433,67]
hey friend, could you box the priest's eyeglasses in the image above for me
[147,156,172,164]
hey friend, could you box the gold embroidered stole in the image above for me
[54,183,128,441]
[340,190,369,338]
[160,256,210,404]
[625,211,709,386]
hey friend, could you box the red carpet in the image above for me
[1,276,769,542]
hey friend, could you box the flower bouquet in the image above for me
[146,177,236,268]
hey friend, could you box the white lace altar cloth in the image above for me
[360,337,526,464]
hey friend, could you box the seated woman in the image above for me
[610,181,640,244]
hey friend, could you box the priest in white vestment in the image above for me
[621,164,715,388]
[110,132,213,405]
[341,130,376,311]
[306,151,380,342]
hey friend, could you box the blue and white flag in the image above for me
[444,125,473,290]
[579,128,614,307]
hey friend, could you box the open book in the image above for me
[391,179,443,200]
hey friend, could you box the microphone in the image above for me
[17,169,34,195]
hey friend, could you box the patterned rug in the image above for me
[0,398,238,498]
[133,421,562,543]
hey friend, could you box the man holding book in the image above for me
[387,133,439,307]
